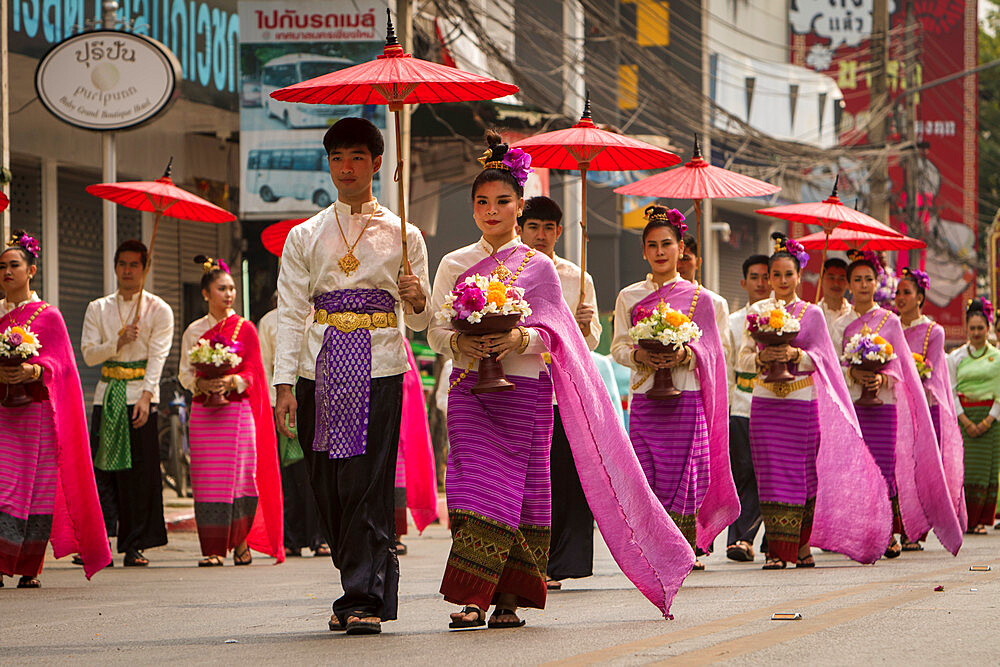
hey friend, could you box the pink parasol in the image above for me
[269,11,519,273]
[512,98,680,301]
[795,227,926,252]
[86,159,237,324]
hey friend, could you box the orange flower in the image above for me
[873,335,887,346]
[912,353,924,363]
[10,326,34,345]
[486,282,507,307]
[768,311,785,329]
[884,343,894,356]
[664,309,684,328]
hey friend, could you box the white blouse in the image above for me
[427,237,549,379]
[734,295,816,402]
[179,310,247,396]
[831,305,896,404]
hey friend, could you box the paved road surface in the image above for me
[2,519,998,664]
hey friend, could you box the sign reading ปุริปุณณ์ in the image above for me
[237,0,389,219]
[35,30,181,131]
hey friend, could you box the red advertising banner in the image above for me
[790,1,977,341]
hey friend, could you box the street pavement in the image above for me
[2,505,999,665]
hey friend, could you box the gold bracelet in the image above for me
[517,326,530,354]
[450,332,461,356]
[32,364,41,381]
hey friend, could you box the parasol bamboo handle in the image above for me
[814,228,830,304]
[579,166,588,307]
[131,211,163,327]
[693,200,703,284]
[393,109,412,276]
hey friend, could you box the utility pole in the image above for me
[902,8,920,267]
[1,0,10,245]
[869,0,890,225]
[562,0,585,266]
[101,0,119,294]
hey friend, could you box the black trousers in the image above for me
[89,405,168,554]
[297,376,402,622]
[547,407,594,580]
[281,457,325,551]
[727,415,766,550]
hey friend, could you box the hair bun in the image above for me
[484,129,503,148]
[770,231,787,242]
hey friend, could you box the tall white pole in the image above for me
[1,0,10,245]
[102,1,119,294]
[561,0,585,265]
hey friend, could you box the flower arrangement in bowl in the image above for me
[0,325,42,408]
[842,328,896,406]
[438,274,532,394]
[188,334,243,407]
[913,353,932,381]
[746,299,802,383]
[628,301,702,400]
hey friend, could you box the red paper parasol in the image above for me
[755,177,903,302]
[261,219,307,258]
[86,159,237,324]
[0,192,8,212]
[512,98,679,300]
[615,137,779,281]
[270,11,519,273]
[795,227,926,252]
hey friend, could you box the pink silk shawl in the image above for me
[904,320,967,532]
[456,246,694,618]
[632,279,740,553]
[400,339,439,533]
[792,303,892,563]
[1,303,112,579]
[844,309,963,555]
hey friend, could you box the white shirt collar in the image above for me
[643,273,683,291]
[1,291,39,311]
[333,197,380,217]
[116,290,143,303]
[207,309,235,326]
[477,235,521,255]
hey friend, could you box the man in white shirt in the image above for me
[724,254,771,562]
[516,196,601,589]
[274,118,431,635]
[819,257,851,335]
[81,240,174,567]
[678,233,733,362]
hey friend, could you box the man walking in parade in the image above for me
[273,117,431,636]
[81,239,174,566]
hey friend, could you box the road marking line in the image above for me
[545,560,997,666]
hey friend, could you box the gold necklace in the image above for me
[488,244,520,281]
[333,205,379,276]
[116,291,140,336]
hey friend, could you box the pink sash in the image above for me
[400,339,438,532]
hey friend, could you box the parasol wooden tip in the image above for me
[831,172,839,198]
[385,9,399,47]
[692,133,702,159]
[162,156,173,180]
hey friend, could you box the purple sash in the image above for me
[313,288,396,459]
[454,246,694,618]
[843,309,963,554]
[631,280,739,553]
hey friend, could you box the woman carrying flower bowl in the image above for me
[428,133,695,628]
[736,234,893,569]
[897,269,967,547]
[611,205,737,571]
[0,231,111,588]
[831,251,962,559]
[947,298,1000,535]
[179,257,283,568]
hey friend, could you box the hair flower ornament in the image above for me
[644,205,687,233]
[784,238,809,267]
[847,248,884,275]
[968,296,995,324]
[501,148,533,187]
[7,233,40,258]
[902,267,930,290]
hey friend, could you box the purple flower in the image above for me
[452,283,486,319]
[7,332,22,346]
[18,235,40,258]
[666,209,688,233]
[501,148,533,187]
[632,304,653,325]
[785,238,810,267]
[904,268,930,290]
[746,313,761,333]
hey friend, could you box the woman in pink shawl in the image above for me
[896,268,967,550]
[0,230,111,587]
[429,134,697,629]
[611,206,738,571]
[179,257,284,567]
[737,234,892,568]
[831,251,962,558]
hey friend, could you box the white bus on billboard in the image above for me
[247,146,335,208]
[260,54,361,128]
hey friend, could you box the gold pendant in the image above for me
[491,265,513,281]
[339,251,361,276]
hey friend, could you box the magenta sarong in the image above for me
[842,309,963,555]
